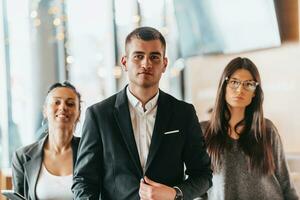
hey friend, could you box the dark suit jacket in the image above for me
[12,134,80,200]
[72,87,212,200]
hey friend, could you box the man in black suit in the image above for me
[72,27,212,200]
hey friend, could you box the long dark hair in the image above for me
[204,57,275,175]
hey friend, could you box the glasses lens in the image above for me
[227,78,258,92]
[228,79,240,89]
[244,81,257,91]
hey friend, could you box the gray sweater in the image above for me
[201,119,299,200]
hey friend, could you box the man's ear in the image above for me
[162,57,168,73]
[121,56,128,71]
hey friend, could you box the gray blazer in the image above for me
[12,134,80,200]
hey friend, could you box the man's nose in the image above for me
[141,57,152,69]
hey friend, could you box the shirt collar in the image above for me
[126,86,159,112]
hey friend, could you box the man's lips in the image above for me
[138,72,152,75]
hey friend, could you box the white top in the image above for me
[36,164,73,200]
[126,87,159,172]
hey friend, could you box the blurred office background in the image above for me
[0,0,299,194]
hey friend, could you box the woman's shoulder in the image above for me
[265,118,275,128]
[14,136,47,158]
[264,118,282,144]
[15,141,40,154]
[264,118,279,134]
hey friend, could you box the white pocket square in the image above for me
[164,130,180,135]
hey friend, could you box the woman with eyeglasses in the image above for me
[12,82,81,200]
[201,57,298,200]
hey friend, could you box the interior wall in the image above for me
[185,43,300,153]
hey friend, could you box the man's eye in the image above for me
[150,55,159,60]
[134,55,143,59]
[55,100,60,105]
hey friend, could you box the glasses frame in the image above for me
[225,77,259,92]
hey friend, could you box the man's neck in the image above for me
[128,84,159,108]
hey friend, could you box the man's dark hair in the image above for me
[125,26,166,56]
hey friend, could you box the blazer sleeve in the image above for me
[177,105,212,199]
[270,121,299,199]
[11,151,25,197]
[72,107,103,200]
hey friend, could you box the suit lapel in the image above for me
[145,91,172,172]
[113,88,143,176]
[24,136,47,200]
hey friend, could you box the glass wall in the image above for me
[0,0,182,167]
[0,0,32,168]
[66,0,118,135]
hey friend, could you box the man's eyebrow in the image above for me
[131,51,162,55]
[132,51,145,54]
[150,52,162,56]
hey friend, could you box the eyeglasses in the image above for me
[225,77,259,92]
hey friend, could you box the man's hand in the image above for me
[139,176,176,200]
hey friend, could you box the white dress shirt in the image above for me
[126,87,159,172]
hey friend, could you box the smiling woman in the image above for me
[11,81,81,200]
[44,83,81,130]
